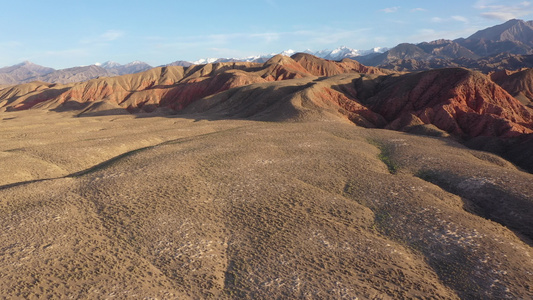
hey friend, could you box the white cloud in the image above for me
[474,0,494,9]
[432,15,470,24]
[80,30,125,44]
[199,32,281,45]
[250,32,280,43]
[474,1,533,20]
[481,11,520,20]
[411,8,427,12]
[100,30,124,42]
[451,16,469,23]
[148,27,375,62]
[381,7,400,13]
[154,28,372,51]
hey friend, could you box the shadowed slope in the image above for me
[183,74,386,127]
[491,68,533,107]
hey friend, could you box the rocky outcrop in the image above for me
[356,68,533,138]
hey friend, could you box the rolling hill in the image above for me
[1,51,533,298]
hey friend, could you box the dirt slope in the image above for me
[0,111,532,299]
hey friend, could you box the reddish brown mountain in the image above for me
[0,55,390,114]
[185,66,533,138]
[290,53,392,76]
[1,55,532,141]
[356,68,533,138]
[491,68,533,107]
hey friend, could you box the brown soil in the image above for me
[1,110,532,299]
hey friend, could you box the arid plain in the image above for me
[1,108,532,299]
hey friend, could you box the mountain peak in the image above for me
[467,18,533,43]
[12,61,38,68]
[101,61,121,69]
[280,49,296,56]
[126,61,147,66]
[504,18,523,25]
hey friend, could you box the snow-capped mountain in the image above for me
[316,46,388,60]
[188,46,388,65]
[1,46,387,85]
[98,61,121,69]
[99,61,152,75]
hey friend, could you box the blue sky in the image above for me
[1,0,532,68]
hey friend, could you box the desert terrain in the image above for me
[0,107,532,299]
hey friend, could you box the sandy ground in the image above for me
[0,110,532,299]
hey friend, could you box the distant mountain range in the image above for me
[356,19,533,71]
[0,61,153,85]
[99,61,153,75]
[3,19,533,85]
[181,47,388,65]
[0,48,387,85]
[0,46,387,85]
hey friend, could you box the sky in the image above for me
[1,0,533,69]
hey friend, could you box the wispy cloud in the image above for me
[152,28,371,49]
[411,8,427,12]
[381,7,400,13]
[194,32,282,45]
[432,16,470,24]
[475,1,533,20]
[451,16,469,23]
[100,30,124,41]
[80,30,125,44]
[148,27,373,60]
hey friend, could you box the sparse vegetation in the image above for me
[368,139,399,174]
[0,111,532,299]
[415,169,439,182]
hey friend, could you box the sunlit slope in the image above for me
[0,113,532,299]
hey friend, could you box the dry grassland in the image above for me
[0,110,532,299]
